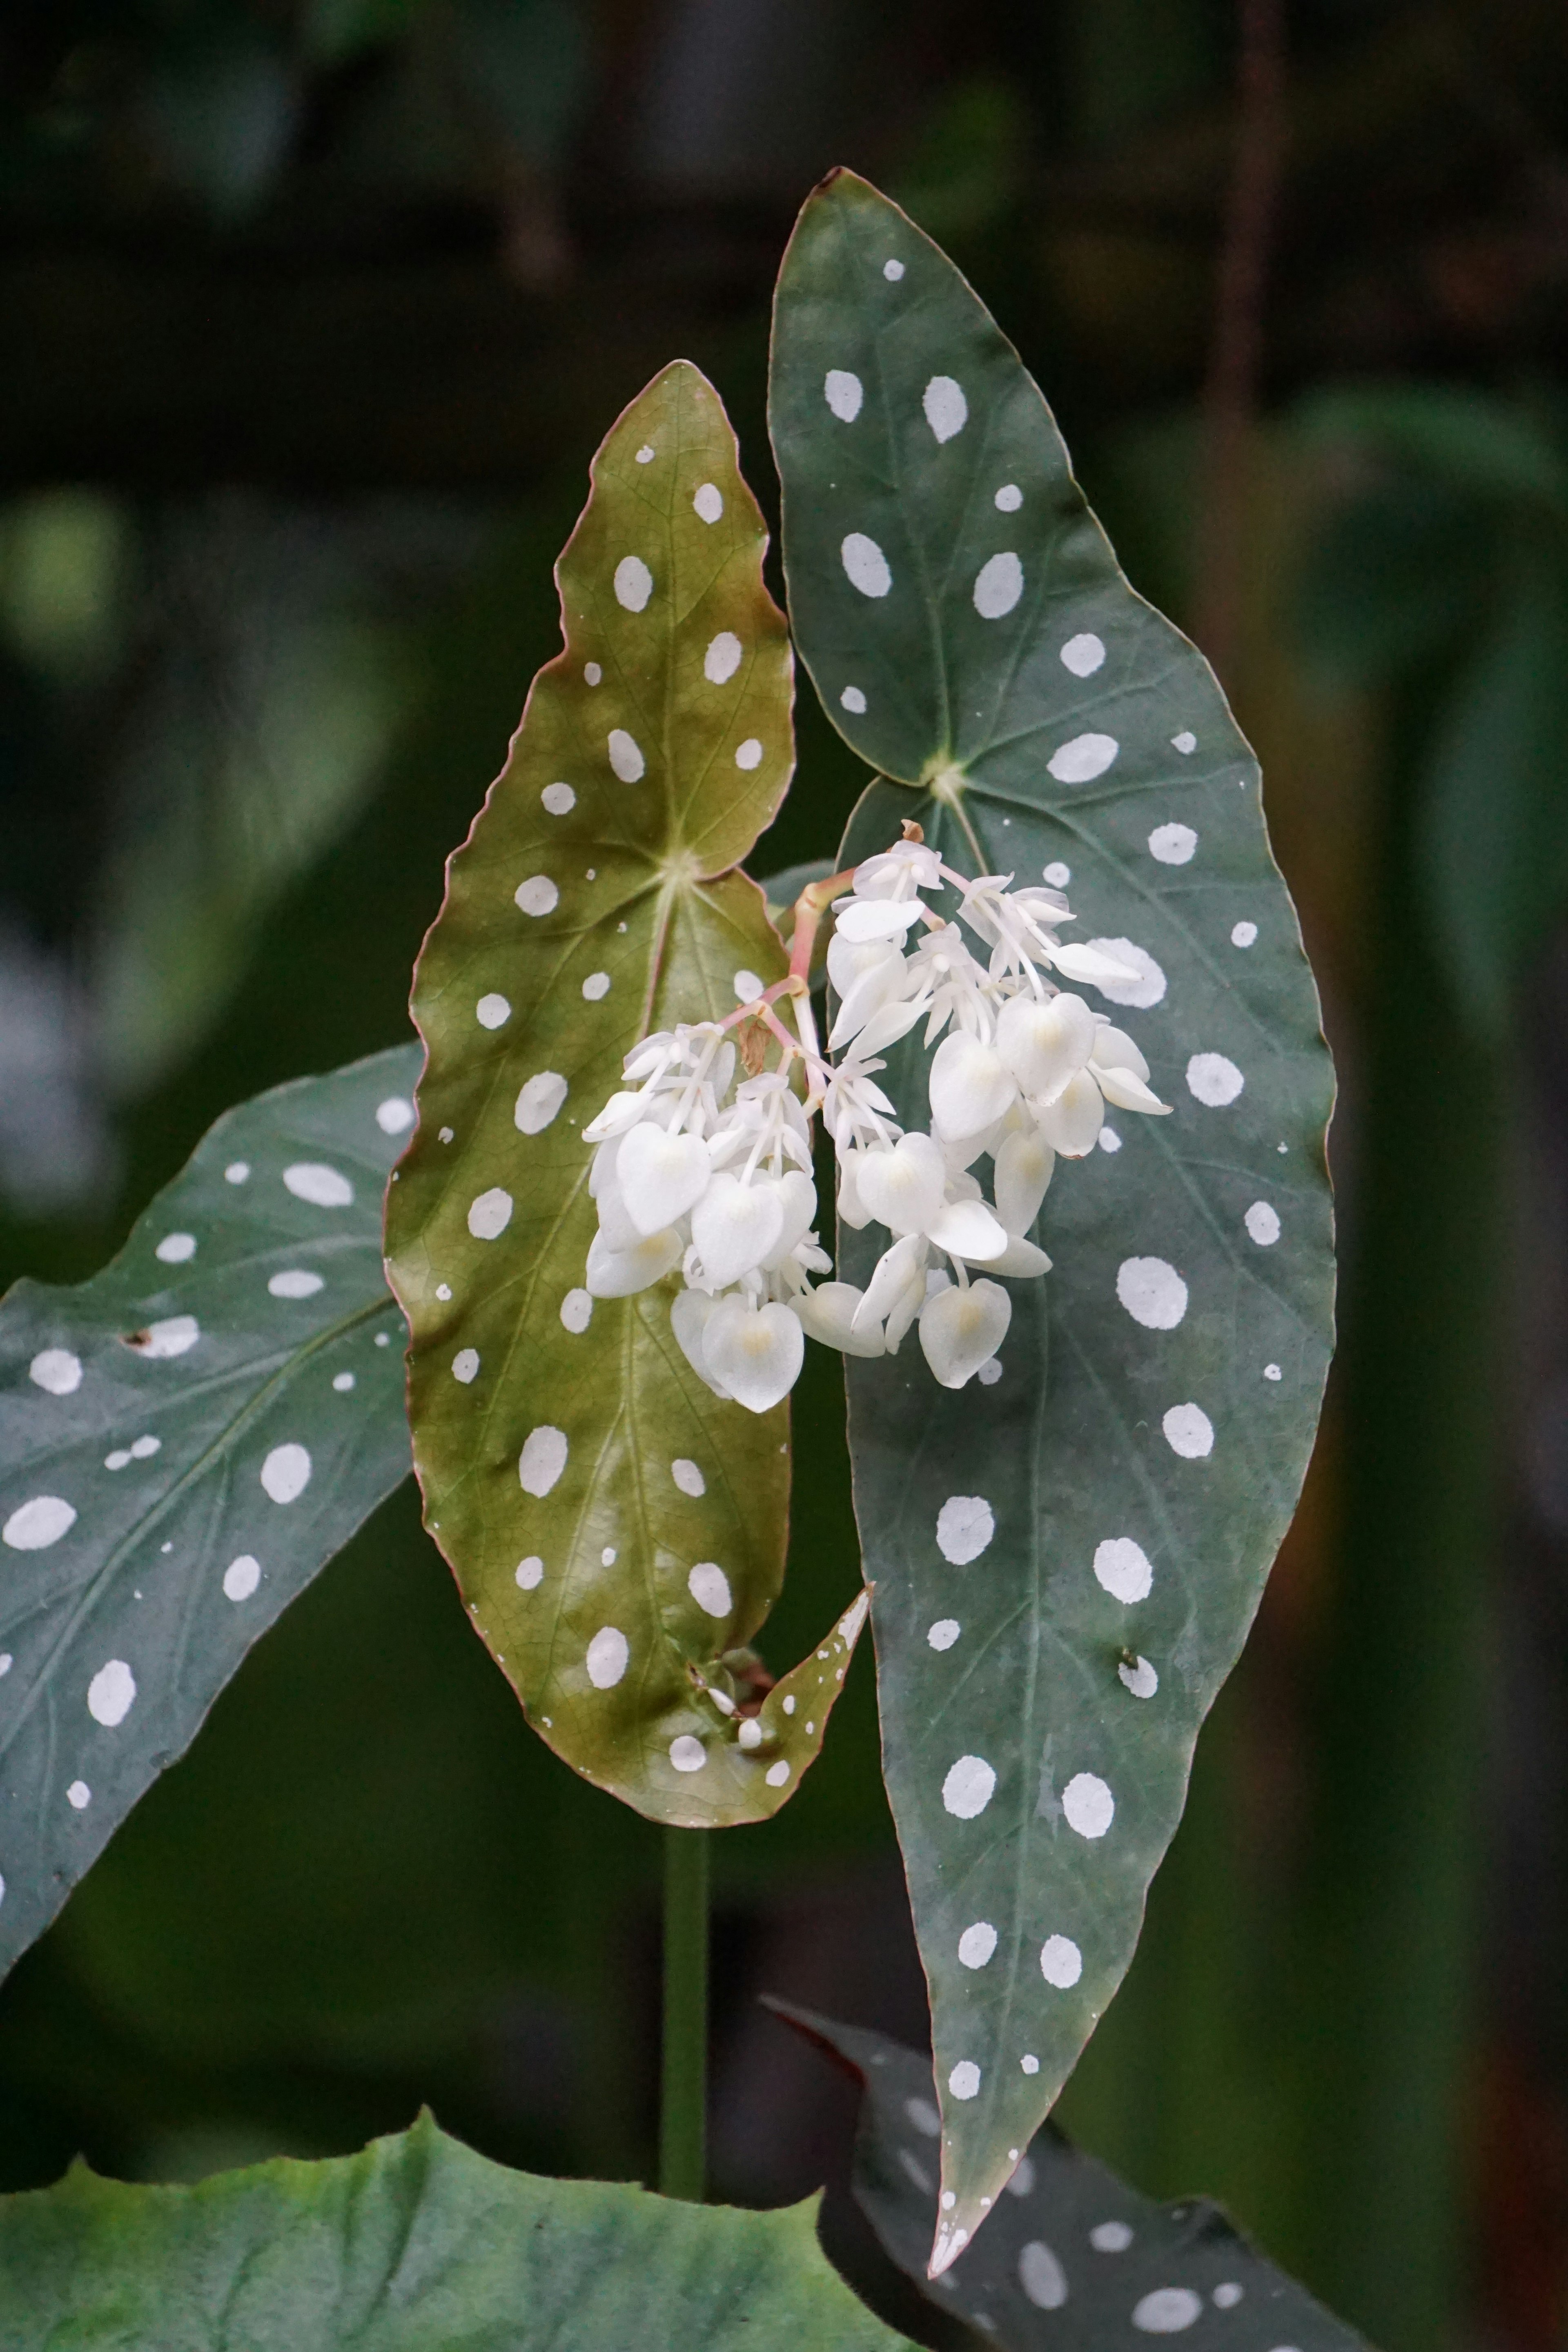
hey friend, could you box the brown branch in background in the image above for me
[1195,0,1287,684]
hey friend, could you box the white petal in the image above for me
[834,896,922,944]
[1031,1070,1105,1157]
[855,1134,947,1237]
[586,1227,683,1297]
[1094,1025,1150,1080]
[929,1031,1017,1140]
[615,1124,713,1233]
[919,1280,1013,1388]
[826,931,902,998]
[690,1174,786,1288]
[996,993,1096,1100]
[1050,941,1139,987]
[988,1233,1051,1276]
[855,1232,928,1329]
[1096,1064,1171,1116]
[670,1288,733,1398]
[836,1150,872,1229]
[761,1168,818,1269]
[926,1199,1008,1261]
[852,996,926,1057]
[994,1130,1056,1234]
[795,1281,887,1357]
[701,1298,805,1413]
[581,1090,646,1142]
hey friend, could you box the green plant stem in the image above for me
[659,1826,710,2201]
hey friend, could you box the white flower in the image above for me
[919,1278,1012,1388]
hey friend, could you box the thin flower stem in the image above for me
[659,1825,709,2202]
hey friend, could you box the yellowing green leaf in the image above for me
[386,362,864,1826]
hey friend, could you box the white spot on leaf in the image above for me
[1119,1655,1158,1699]
[1232,920,1258,948]
[268,1270,323,1299]
[476,993,510,1029]
[928,1618,960,1651]
[672,1457,705,1497]
[1095,1535,1152,1602]
[1163,1403,1214,1459]
[1132,2288,1203,2333]
[994,483,1022,511]
[376,1098,413,1135]
[669,1735,706,1773]
[734,737,763,771]
[936,1494,994,1564]
[586,1628,629,1689]
[1171,731,1197,754]
[1245,1200,1281,1245]
[261,1443,311,1504]
[824,370,862,421]
[1047,733,1118,783]
[516,1072,568,1133]
[613,556,653,611]
[1186,1052,1244,1106]
[542,782,575,815]
[704,632,742,684]
[452,1348,480,1385]
[973,552,1023,618]
[958,1921,997,1969]
[1040,1933,1082,1987]
[87,1659,136,1727]
[692,483,723,524]
[1090,2221,1134,2252]
[67,1780,90,1810]
[519,1426,567,1497]
[1019,2243,1068,2310]
[468,1188,512,1241]
[3,1495,76,1550]
[688,1562,732,1618]
[840,685,866,714]
[516,1556,544,1590]
[1061,633,1104,676]
[223,1555,261,1601]
[29,1349,81,1396]
[561,1288,592,1334]
[1062,1772,1114,1838]
[923,375,968,442]
[126,1316,199,1358]
[581,972,610,1001]
[284,1163,353,1208]
[1149,823,1197,865]
[156,1232,196,1264]
[842,532,891,598]
[607,730,645,784]
[942,1754,996,1819]
[1116,1257,1187,1330]
[948,2060,981,2100]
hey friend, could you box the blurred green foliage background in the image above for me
[4,4,1568,2346]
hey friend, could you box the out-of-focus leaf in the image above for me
[773,2005,1368,2352]
[0,2110,917,2351]
[771,171,1334,2266]
[0,1046,417,1984]
[387,361,864,1829]
[1292,479,1486,680]
[755,858,837,920]
[1296,385,1568,517]
[1419,548,1568,1031]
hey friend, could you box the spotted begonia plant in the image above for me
[0,169,1335,2331]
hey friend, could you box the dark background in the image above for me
[4,4,1568,2346]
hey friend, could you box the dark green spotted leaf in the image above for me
[771,172,1335,2263]
[0,1046,417,1982]
[0,2110,917,2351]
[386,361,864,1827]
[773,2006,1368,2352]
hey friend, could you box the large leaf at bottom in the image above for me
[771,170,1335,2262]
[774,2006,1368,2352]
[0,1045,417,1981]
[0,2111,916,2350]
[386,361,864,1826]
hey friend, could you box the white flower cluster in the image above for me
[580,837,1169,1413]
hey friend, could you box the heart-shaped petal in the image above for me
[854,1232,928,1331]
[795,1280,887,1357]
[702,1297,805,1413]
[995,991,1096,1101]
[761,1167,819,1269]
[1093,1024,1150,1081]
[828,952,914,1048]
[690,1173,786,1288]
[616,1123,714,1234]
[918,1278,1012,1389]
[993,1129,1056,1234]
[926,1199,1008,1262]
[1031,1070,1105,1157]
[928,1031,1018,1140]
[669,1286,731,1397]
[836,1150,873,1230]
[586,1226,684,1298]
[854,1132,946,1236]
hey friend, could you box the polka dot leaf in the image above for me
[0,2108,918,2351]
[386,361,863,1826]
[773,2005,1367,2349]
[0,1046,419,1983]
[771,172,1334,2263]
